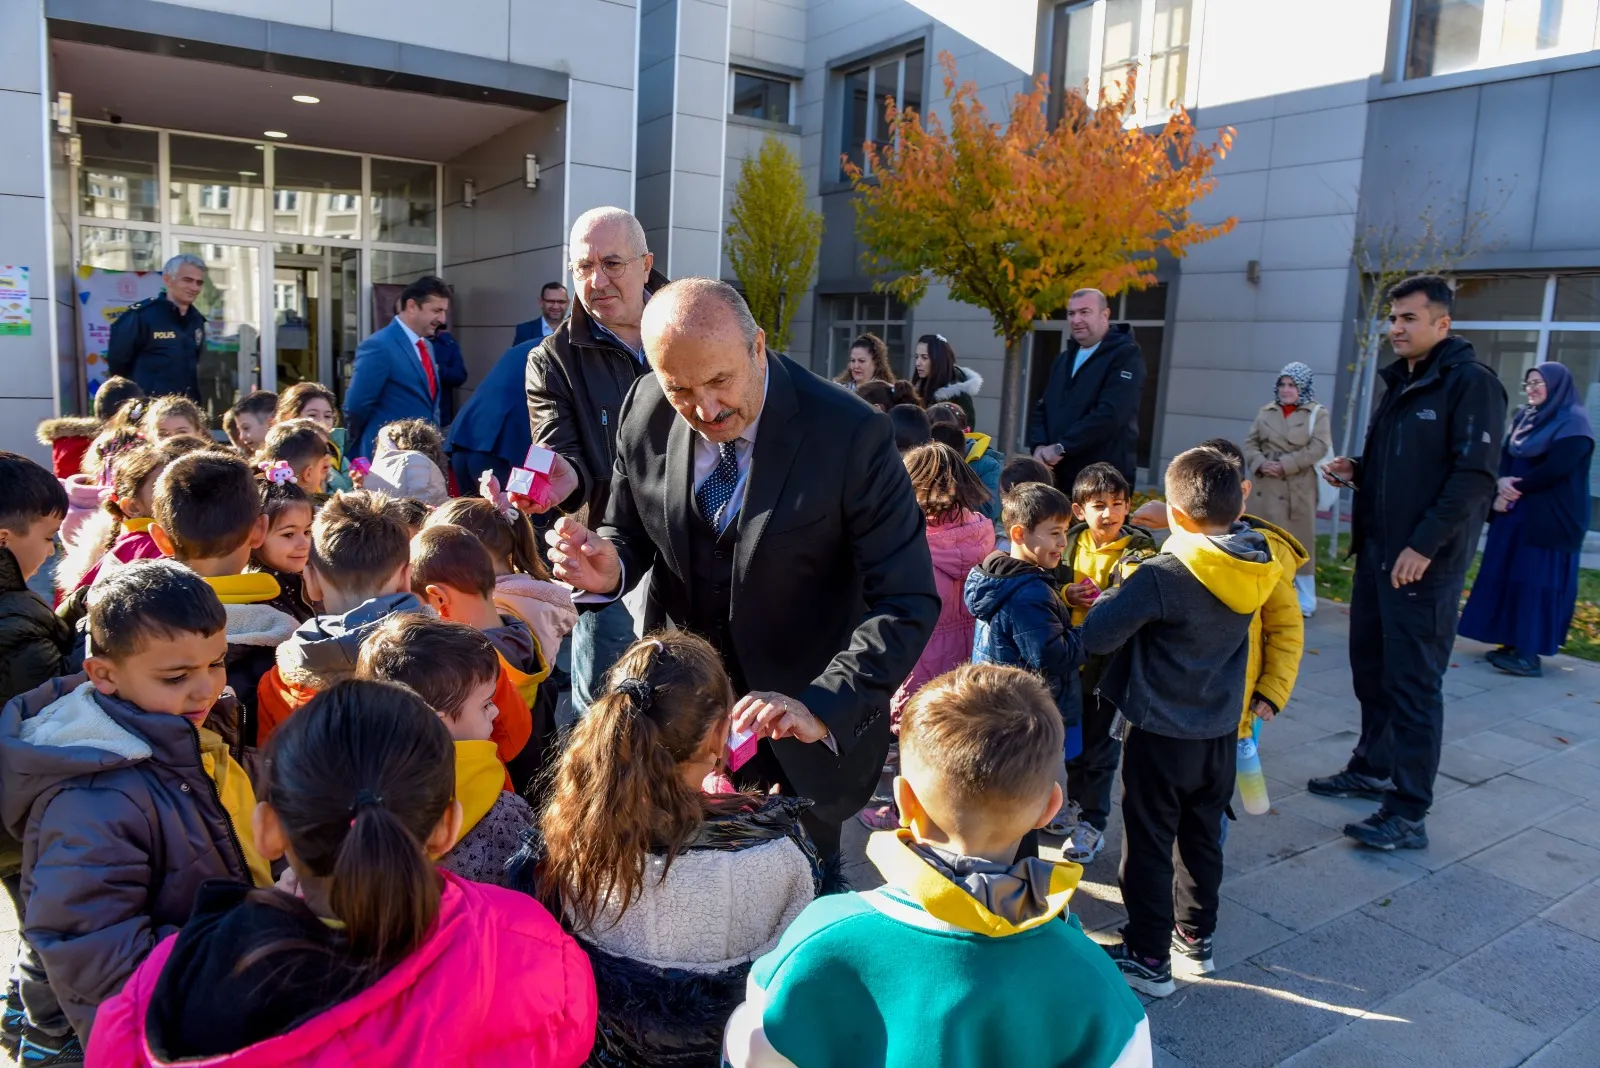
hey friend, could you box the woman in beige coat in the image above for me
[1244,362,1332,616]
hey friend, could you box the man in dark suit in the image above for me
[1028,287,1147,490]
[513,282,570,346]
[344,275,450,459]
[542,278,939,856]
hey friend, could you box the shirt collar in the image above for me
[395,316,422,348]
[586,289,651,362]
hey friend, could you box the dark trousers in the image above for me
[1067,693,1122,831]
[1345,554,1463,821]
[1118,728,1235,960]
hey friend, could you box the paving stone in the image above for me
[1542,883,1600,941]
[1272,787,1379,831]
[1223,805,1340,877]
[1152,1046,1190,1068]
[1438,919,1600,1033]
[1280,980,1548,1068]
[1463,828,1600,898]
[1521,1003,1600,1067]
[1251,910,1452,1002]
[1360,864,1552,956]
[1440,700,1523,743]
[1221,840,1427,932]
[1495,716,1592,752]
[1436,743,1515,786]
[1565,738,1600,768]
[1439,672,1486,699]
[1069,878,1126,934]
[1256,732,1363,791]
[1541,804,1600,849]
[1293,670,1359,702]
[1210,896,1296,972]
[1514,752,1600,801]
[1408,774,1584,872]
[1452,727,1560,768]
[1253,713,1329,752]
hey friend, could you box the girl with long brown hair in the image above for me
[512,631,823,1067]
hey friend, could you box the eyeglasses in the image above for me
[569,254,644,281]
[1523,380,1545,392]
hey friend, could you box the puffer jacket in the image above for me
[86,871,598,1067]
[0,676,251,1042]
[59,474,107,550]
[1237,515,1307,734]
[493,572,578,676]
[892,510,994,719]
[36,416,99,479]
[929,366,983,430]
[0,549,74,712]
[965,553,1085,726]
[525,270,671,521]
[511,796,827,1068]
[963,431,1002,522]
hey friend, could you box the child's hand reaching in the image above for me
[1250,698,1276,723]
[1063,579,1099,608]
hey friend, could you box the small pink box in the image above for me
[727,726,759,772]
[523,445,557,474]
[506,467,537,496]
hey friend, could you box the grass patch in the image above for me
[1316,534,1600,663]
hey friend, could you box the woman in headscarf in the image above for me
[1243,362,1332,616]
[1459,362,1595,677]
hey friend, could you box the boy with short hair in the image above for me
[0,560,269,1056]
[1082,448,1282,996]
[150,451,299,748]
[225,390,277,453]
[1056,463,1157,864]
[255,490,421,743]
[356,614,534,887]
[723,662,1150,1068]
[964,483,1086,844]
[0,453,74,707]
[409,523,547,774]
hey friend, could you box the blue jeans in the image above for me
[570,599,637,716]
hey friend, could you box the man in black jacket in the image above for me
[1028,288,1146,490]
[1310,275,1507,850]
[524,207,668,714]
[543,279,939,857]
[105,254,208,403]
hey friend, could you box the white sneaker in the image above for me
[1065,823,1104,863]
[1044,799,1081,837]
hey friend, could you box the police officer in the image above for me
[107,253,207,401]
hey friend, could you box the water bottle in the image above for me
[1236,735,1271,816]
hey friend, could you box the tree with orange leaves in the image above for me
[845,53,1236,453]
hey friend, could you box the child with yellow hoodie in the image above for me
[356,614,532,887]
[722,662,1149,1068]
[1082,448,1282,998]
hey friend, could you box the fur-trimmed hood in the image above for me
[932,365,983,402]
[35,416,101,445]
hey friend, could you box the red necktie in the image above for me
[416,338,438,398]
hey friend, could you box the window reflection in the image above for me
[170,135,265,231]
[371,158,437,245]
[79,126,159,223]
[274,148,362,240]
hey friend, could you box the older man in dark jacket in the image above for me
[1310,275,1507,851]
[1029,288,1146,491]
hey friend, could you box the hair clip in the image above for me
[259,460,296,485]
[478,471,519,524]
[935,333,948,343]
[127,401,146,423]
[616,677,654,715]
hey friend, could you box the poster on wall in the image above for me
[0,267,30,336]
[77,266,163,396]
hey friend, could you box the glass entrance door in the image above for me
[178,238,264,421]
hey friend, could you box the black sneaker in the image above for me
[1494,651,1543,678]
[1344,811,1428,851]
[19,1028,84,1066]
[1102,940,1175,997]
[1307,769,1392,801]
[1171,925,1214,974]
[2,980,24,1055]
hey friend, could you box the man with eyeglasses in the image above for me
[525,206,670,715]
[513,282,570,346]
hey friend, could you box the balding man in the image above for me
[526,207,671,713]
[106,253,208,403]
[1028,287,1147,491]
[544,279,939,856]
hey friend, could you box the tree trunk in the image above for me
[995,333,1028,460]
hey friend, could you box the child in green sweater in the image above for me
[722,663,1151,1068]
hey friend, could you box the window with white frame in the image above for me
[1053,0,1200,123]
[838,47,924,180]
[1405,0,1600,80]
[821,293,911,377]
[1447,273,1600,527]
[731,70,795,124]
[199,184,231,210]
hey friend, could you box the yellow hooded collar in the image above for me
[202,572,282,605]
[1163,526,1282,614]
[123,517,154,535]
[963,431,991,462]
[1241,513,1310,571]
[866,829,1080,937]
[454,739,506,837]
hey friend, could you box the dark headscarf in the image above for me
[1508,361,1595,458]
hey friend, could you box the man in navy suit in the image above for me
[446,338,537,491]
[512,282,569,346]
[345,275,451,460]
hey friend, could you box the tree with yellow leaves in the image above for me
[727,136,823,352]
[846,53,1236,452]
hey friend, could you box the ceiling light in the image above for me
[263,130,288,139]
[238,170,258,177]
[291,94,320,104]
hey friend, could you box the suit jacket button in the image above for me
[714,550,726,560]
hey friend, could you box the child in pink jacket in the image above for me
[87,679,596,1068]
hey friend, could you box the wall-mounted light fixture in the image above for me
[1246,259,1261,284]
[66,134,82,167]
[463,178,476,208]
[54,92,73,134]
[525,154,540,190]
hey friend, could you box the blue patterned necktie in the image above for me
[695,440,742,530]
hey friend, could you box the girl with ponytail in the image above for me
[512,632,824,1067]
[87,679,598,1067]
